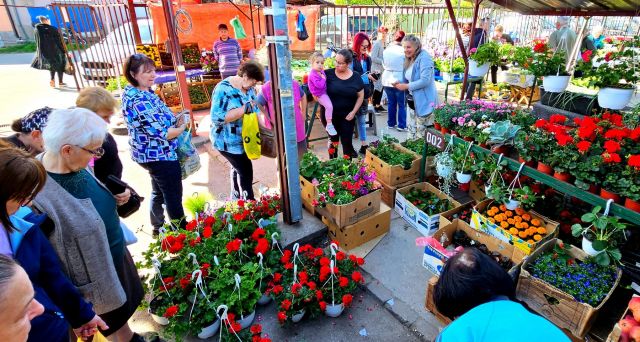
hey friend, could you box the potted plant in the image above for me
[529,43,570,92]
[435,57,465,81]
[210,262,262,329]
[577,36,639,109]
[506,186,537,210]
[319,247,363,318]
[451,142,475,190]
[514,131,536,167]
[571,206,627,265]
[571,155,604,194]
[487,120,521,154]
[511,46,533,68]
[468,41,500,77]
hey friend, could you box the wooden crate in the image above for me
[187,81,212,111]
[425,276,452,325]
[300,175,317,216]
[315,190,381,228]
[606,295,637,342]
[324,203,391,250]
[365,143,420,186]
[378,178,416,208]
[516,239,622,339]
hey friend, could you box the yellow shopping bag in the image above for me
[77,331,109,342]
[242,111,262,160]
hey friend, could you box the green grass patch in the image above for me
[0,42,36,54]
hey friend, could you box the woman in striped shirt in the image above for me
[213,23,243,79]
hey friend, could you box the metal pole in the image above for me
[444,0,469,100]
[264,0,302,224]
[248,0,257,49]
[567,16,590,74]
[127,0,142,45]
[460,0,482,101]
[161,0,193,126]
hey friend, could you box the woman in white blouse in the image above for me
[381,30,407,131]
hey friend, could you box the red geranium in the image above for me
[202,225,212,238]
[549,114,567,125]
[277,311,287,323]
[163,305,179,318]
[226,238,242,253]
[630,127,640,141]
[291,283,302,295]
[204,216,215,226]
[604,51,613,61]
[603,140,621,153]
[576,141,592,153]
[604,128,628,141]
[189,237,202,247]
[336,251,346,261]
[307,281,316,290]
[533,43,547,53]
[319,301,327,311]
[316,290,323,300]
[319,257,330,267]
[342,294,353,307]
[555,133,574,146]
[581,50,593,63]
[251,228,266,241]
[339,276,349,287]
[629,155,640,169]
[602,152,622,163]
[185,220,197,231]
[272,285,283,295]
[180,274,192,289]
[254,238,269,256]
[280,299,292,311]
[273,273,282,283]
[250,324,262,335]
[298,271,309,284]
[534,119,548,129]
[351,271,364,283]
[281,250,292,264]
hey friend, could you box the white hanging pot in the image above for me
[456,172,472,184]
[150,311,170,326]
[257,293,272,305]
[469,60,490,77]
[324,303,345,317]
[436,162,453,178]
[291,309,306,323]
[597,87,634,110]
[581,236,602,256]
[237,310,256,329]
[542,75,570,93]
[485,185,492,198]
[505,199,520,210]
[197,318,221,339]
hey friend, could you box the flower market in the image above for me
[1,0,640,340]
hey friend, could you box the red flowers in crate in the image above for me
[163,305,179,318]
[576,141,592,153]
[602,152,622,164]
[226,238,242,253]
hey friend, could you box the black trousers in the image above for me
[320,109,357,159]
[219,150,255,200]
[490,65,508,84]
[372,89,383,107]
[49,70,63,82]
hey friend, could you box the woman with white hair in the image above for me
[548,16,577,64]
[32,108,144,342]
[393,35,438,140]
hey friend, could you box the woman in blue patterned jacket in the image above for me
[210,61,264,200]
[121,54,188,234]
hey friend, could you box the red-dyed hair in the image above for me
[352,32,371,61]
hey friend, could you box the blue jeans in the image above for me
[384,87,406,129]
[139,160,185,230]
[356,103,368,143]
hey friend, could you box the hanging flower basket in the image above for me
[237,309,256,329]
[324,303,345,317]
[505,199,520,210]
[456,172,472,184]
[469,60,490,77]
[197,318,221,339]
[257,293,272,305]
[291,309,306,323]
[597,87,634,110]
[542,75,570,93]
[581,235,601,256]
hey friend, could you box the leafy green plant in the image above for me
[401,138,440,157]
[511,186,537,210]
[571,206,627,266]
[529,43,568,77]
[106,76,129,92]
[188,85,209,104]
[299,153,355,181]
[435,57,465,73]
[469,41,501,65]
[576,36,640,89]
[183,193,212,219]
[511,46,533,67]
[450,142,475,174]
[369,137,415,170]
[403,188,454,215]
[571,155,603,190]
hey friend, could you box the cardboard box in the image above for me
[469,181,487,202]
[423,219,526,276]
[324,202,391,250]
[516,239,622,339]
[425,276,452,325]
[438,201,476,229]
[365,143,420,186]
[316,190,381,228]
[606,294,638,342]
[394,182,463,236]
[300,176,317,215]
[470,199,559,255]
[378,178,417,208]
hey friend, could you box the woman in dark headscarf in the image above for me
[31,16,67,88]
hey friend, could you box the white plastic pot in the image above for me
[257,293,272,305]
[456,172,472,184]
[469,60,490,77]
[150,312,169,326]
[581,236,602,256]
[436,163,453,178]
[505,199,520,210]
[597,87,634,110]
[485,185,492,198]
[237,310,256,329]
[542,75,570,93]
[197,319,221,339]
[324,303,345,317]
[291,310,306,323]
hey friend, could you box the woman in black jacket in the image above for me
[31,16,67,88]
[351,32,377,154]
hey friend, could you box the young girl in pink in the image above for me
[307,52,337,136]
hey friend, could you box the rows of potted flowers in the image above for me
[140,193,364,341]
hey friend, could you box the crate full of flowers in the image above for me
[365,137,421,186]
[394,182,463,236]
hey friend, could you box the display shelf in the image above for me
[423,129,640,224]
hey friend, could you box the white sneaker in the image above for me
[326,123,338,136]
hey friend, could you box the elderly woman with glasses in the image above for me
[121,54,187,234]
[32,108,144,342]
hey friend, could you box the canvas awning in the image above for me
[485,0,640,17]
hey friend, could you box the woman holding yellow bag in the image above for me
[210,61,265,200]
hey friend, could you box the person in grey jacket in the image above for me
[33,108,144,342]
[393,35,438,140]
[370,26,388,112]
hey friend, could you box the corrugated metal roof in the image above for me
[486,0,640,16]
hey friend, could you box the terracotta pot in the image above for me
[463,136,473,142]
[536,162,553,175]
[625,198,640,212]
[491,145,509,155]
[441,127,450,135]
[600,188,622,204]
[588,184,600,195]
[553,171,572,183]
[434,122,442,130]
[518,157,536,168]
[451,130,459,136]
[479,143,489,149]
[458,182,471,192]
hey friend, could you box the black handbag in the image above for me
[260,103,278,158]
[105,175,144,218]
[406,93,416,111]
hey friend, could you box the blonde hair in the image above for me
[495,25,504,33]
[309,52,324,64]
[76,87,118,114]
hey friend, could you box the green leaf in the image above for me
[595,252,611,266]
[592,240,608,251]
[581,213,596,223]
[571,224,584,237]
[609,248,622,261]
[594,217,609,230]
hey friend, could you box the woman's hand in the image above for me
[367,74,377,82]
[114,188,131,206]
[346,110,356,121]
[73,315,109,341]
[394,82,410,91]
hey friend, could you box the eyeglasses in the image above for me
[76,145,105,158]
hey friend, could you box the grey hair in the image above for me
[0,255,18,301]
[43,108,107,155]
[36,15,49,23]
[402,35,422,69]
[557,16,570,26]
[336,49,353,64]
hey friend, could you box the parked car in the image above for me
[71,18,153,84]
[316,15,381,48]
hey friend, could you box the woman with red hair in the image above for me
[350,32,376,154]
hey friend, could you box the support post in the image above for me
[460,0,482,101]
[567,16,590,74]
[127,0,142,45]
[264,0,302,224]
[161,0,193,129]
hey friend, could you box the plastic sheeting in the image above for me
[148,3,320,52]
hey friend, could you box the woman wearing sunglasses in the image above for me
[32,108,144,342]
